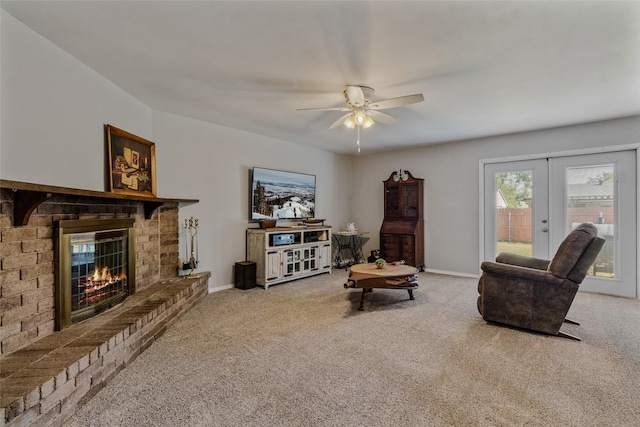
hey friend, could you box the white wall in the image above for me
[0,10,152,190]
[152,111,352,288]
[0,10,352,288]
[352,116,640,276]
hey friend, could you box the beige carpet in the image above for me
[64,271,640,427]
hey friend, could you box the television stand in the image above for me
[246,226,332,289]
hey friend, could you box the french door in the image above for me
[484,159,549,261]
[484,150,637,297]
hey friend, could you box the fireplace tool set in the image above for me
[180,217,199,275]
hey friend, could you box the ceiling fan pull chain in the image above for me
[357,126,361,153]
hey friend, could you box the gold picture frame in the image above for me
[106,125,157,197]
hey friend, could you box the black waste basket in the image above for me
[235,261,256,290]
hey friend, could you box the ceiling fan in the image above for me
[297,85,424,152]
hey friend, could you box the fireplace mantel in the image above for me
[0,179,198,226]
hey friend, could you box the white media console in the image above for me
[246,226,332,289]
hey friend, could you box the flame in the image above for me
[92,266,112,282]
[85,266,126,291]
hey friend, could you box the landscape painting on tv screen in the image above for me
[251,167,316,220]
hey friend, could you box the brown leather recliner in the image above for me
[477,223,605,340]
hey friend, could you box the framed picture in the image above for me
[106,125,157,197]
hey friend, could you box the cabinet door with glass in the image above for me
[302,246,317,272]
[402,183,420,218]
[384,183,401,217]
[284,249,302,276]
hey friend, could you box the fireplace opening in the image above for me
[55,219,135,330]
[71,229,129,322]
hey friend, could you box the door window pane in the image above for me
[495,171,533,258]
[567,164,615,278]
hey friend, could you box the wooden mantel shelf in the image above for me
[0,179,199,226]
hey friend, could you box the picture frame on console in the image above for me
[106,125,157,197]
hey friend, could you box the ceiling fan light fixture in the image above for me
[297,85,424,152]
[363,115,374,128]
[354,111,367,125]
[345,110,374,129]
[343,114,356,129]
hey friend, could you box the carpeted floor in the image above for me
[64,271,640,427]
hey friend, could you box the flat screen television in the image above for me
[250,167,316,221]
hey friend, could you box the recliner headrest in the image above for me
[548,223,598,279]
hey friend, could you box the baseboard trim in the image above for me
[209,283,235,293]
[423,268,480,279]
[208,271,480,293]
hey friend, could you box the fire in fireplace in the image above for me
[55,218,135,330]
[71,229,129,315]
[77,267,127,306]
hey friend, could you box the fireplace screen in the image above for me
[71,230,129,318]
[55,218,135,330]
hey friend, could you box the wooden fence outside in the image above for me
[497,206,614,243]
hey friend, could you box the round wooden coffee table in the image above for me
[345,263,419,311]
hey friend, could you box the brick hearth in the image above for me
[1,273,210,426]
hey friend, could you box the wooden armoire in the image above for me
[379,170,424,269]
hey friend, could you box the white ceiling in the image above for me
[2,1,639,154]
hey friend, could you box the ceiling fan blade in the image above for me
[367,110,396,125]
[297,107,351,111]
[345,85,365,107]
[368,93,424,110]
[329,113,352,130]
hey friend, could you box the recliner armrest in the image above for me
[495,253,550,270]
[481,261,564,286]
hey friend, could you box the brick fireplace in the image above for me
[0,188,179,355]
[0,180,208,426]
